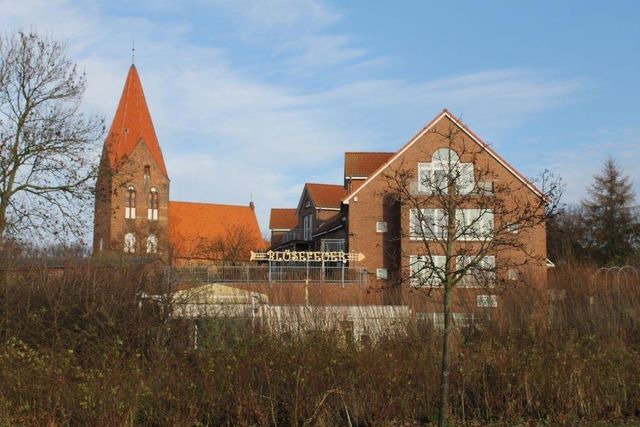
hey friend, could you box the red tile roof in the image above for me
[105,65,168,176]
[305,183,347,209]
[169,201,265,259]
[269,208,298,230]
[344,152,394,178]
[314,213,344,236]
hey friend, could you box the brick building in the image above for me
[93,65,264,264]
[270,109,548,288]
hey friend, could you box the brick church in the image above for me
[93,65,264,264]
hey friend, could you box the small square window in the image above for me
[507,268,519,281]
[507,223,519,234]
[376,221,388,233]
[477,181,494,195]
[477,295,498,308]
[376,268,388,280]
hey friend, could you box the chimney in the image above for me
[249,201,255,211]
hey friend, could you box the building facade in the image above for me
[93,65,264,264]
[270,110,548,290]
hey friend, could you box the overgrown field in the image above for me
[0,262,638,425]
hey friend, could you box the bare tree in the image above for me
[0,31,104,243]
[381,122,559,426]
[195,224,262,266]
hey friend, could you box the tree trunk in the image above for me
[0,200,7,240]
[438,281,452,427]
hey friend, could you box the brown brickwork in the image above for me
[93,65,263,264]
[344,112,547,295]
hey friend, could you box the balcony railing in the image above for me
[282,228,307,243]
[169,265,368,286]
[320,239,345,252]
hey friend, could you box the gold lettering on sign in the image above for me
[250,250,365,263]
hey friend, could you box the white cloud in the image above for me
[206,0,340,33]
[0,0,589,235]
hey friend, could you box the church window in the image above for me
[124,232,136,253]
[125,186,136,219]
[148,188,159,220]
[146,234,158,254]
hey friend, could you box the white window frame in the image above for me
[431,312,474,329]
[477,180,494,195]
[125,186,136,219]
[124,232,136,253]
[457,255,496,288]
[409,255,446,287]
[148,188,159,221]
[417,148,475,195]
[477,295,498,308]
[410,208,447,240]
[303,214,313,240]
[376,268,388,280]
[507,223,519,234]
[146,234,158,254]
[456,209,494,241]
[376,221,388,233]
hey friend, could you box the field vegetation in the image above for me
[0,257,638,426]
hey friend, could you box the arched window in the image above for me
[148,188,159,220]
[146,234,158,254]
[124,232,136,253]
[143,165,151,182]
[125,186,136,219]
[418,148,474,195]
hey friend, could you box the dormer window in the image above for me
[125,186,136,219]
[148,188,159,220]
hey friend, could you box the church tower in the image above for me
[93,65,170,257]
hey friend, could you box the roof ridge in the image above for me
[342,109,544,203]
[169,200,252,208]
[344,151,395,154]
[305,182,344,187]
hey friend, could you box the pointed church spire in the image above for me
[104,65,168,177]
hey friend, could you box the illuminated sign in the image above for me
[250,250,365,263]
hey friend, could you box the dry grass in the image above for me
[0,260,638,426]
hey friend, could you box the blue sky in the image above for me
[1,0,638,234]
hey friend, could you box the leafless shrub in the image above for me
[0,260,638,425]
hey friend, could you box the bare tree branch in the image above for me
[0,31,104,244]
